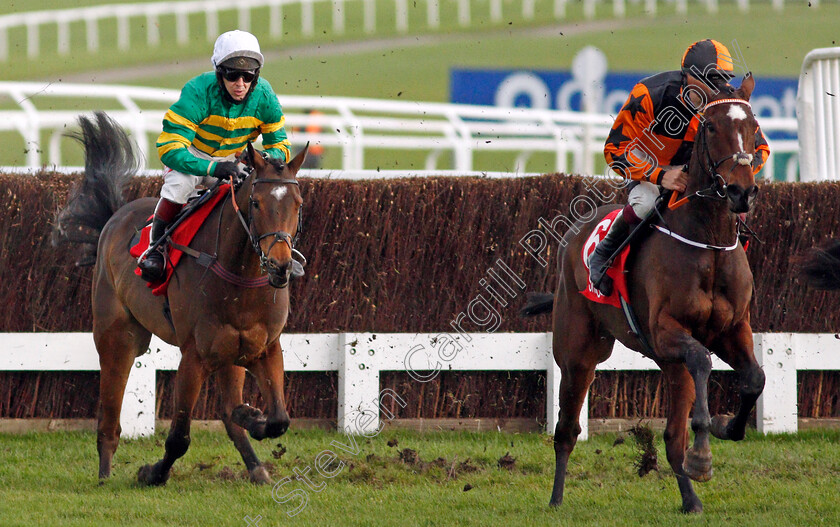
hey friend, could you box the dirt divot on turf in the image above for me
[628,424,659,477]
[497,452,516,471]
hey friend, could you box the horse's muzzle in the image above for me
[266,258,305,288]
[726,184,758,213]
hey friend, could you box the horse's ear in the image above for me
[736,72,755,101]
[287,143,309,177]
[245,142,265,170]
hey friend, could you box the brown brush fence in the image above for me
[0,172,838,423]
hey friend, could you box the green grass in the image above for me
[0,428,838,526]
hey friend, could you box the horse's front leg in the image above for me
[138,350,207,486]
[218,365,271,484]
[656,317,714,483]
[234,340,290,440]
[709,321,765,441]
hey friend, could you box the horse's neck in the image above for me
[670,166,737,246]
[215,181,260,274]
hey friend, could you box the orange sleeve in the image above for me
[752,125,771,176]
[604,84,664,184]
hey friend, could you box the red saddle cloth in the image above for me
[580,209,632,308]
[130,185,230,296]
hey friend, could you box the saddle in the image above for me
[580,209,632,308]
[130,185,230,295]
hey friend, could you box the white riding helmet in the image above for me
[211,30,265,70]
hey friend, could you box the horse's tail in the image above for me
[51,111,141,266]
[519,292,554,317]
[798,241,840,290]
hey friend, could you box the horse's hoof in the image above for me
[711,414,745,441]
[249,465,272,485]
[137,463,169,486]
[683,448,713,483]
[231,404,264,428]
[681,497,703,514]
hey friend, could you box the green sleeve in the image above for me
[157,78,214,176]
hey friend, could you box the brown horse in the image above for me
[53,112,307,485]
[521,76,765,513]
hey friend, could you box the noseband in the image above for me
[696,98,755,201]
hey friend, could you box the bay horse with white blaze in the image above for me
[53,112,307,485]
[521,75,765,513]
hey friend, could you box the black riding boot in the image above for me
[587,211,632,296]
[137,198,181,282]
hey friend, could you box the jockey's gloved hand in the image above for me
[212,161,243,179]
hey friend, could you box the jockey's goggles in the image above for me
[220,67,257,83]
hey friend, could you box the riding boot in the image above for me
[588,210,632,296]
[138,198,182,282]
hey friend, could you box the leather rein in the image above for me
[667,98,755,210]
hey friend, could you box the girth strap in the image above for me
[169,240,270,288]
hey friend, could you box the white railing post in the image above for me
[395,0,409,32]
[176,9,189,45]
[58,22,71,55]
[337,333,382,435]
[333,0,346,34]
[522,0,535,19]
[26,22,39,59]
[755,333,798,434]
[117,16,130,51]
[554,0,566,18]
[147,14,160,46]
[490,0,503,22]
[206,7,219,41]
[120,354,156,439]
[457,0,470,27]
[613,0,625,18]
[269,3,282,38]
[583,0,595,19]
[238,5,252,33]
[363,0,376,33]
[545,333,560,434]
[0,27,6,61]
[85,16,99,53]
[302,0,315,36]
[426,0,440,28]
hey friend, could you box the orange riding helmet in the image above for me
[681,39,735,88]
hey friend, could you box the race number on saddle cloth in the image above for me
[129,185,231,295]
[581,210,631,308]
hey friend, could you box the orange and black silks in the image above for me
[603,71,770,184]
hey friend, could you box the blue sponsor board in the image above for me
[450,68,797,130]
[450,68,798,179]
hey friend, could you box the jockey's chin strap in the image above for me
[668,98,755,210]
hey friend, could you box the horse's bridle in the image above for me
[694,98,755,201]
[230,174,305,286]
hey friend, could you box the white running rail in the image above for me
[0,81,798,176]
[0,0,797,62]
[1,332,835,438]
[797,47,840,182]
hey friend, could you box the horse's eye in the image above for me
[252,200,260,210]
[707,124,715,134]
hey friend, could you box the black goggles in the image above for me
[220,67,257,83]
